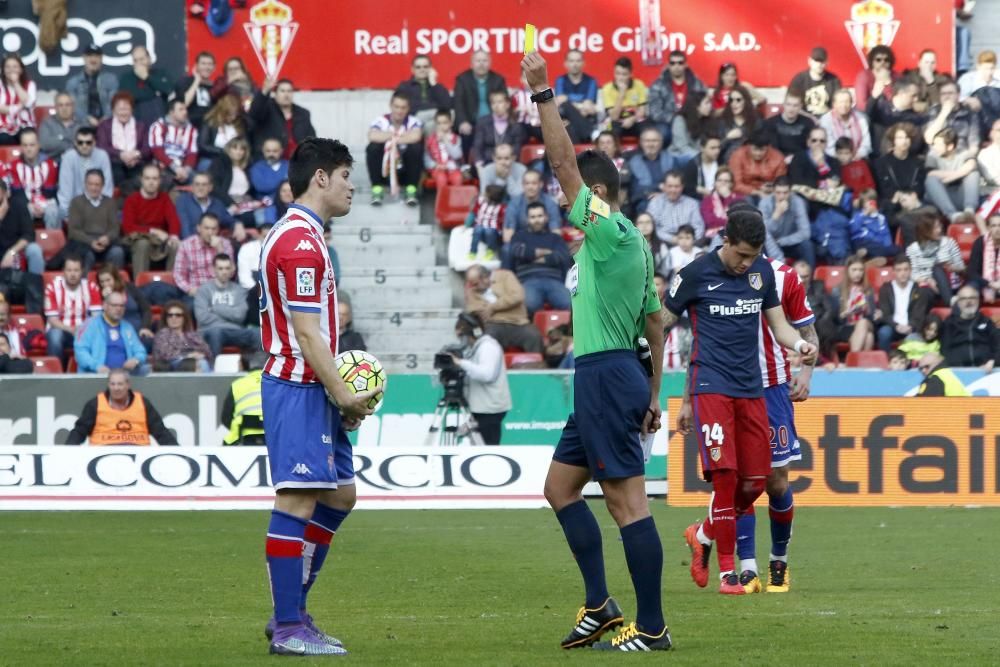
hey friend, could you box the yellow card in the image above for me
[588,194,610,219]
[524,24,537,54]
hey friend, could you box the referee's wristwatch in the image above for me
[530,88,555,104]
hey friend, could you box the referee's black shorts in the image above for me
[553,350,649,481]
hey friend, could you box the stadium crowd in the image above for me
[1,29,999,375]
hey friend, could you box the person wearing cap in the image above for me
[66,44,119,126]
[787,47,842,117]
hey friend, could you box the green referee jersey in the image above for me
[566,185,660,357]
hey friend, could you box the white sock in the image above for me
[696,523,712,547]
[740,558,758,574]
[719,570,734,580]
[770,553,788,563]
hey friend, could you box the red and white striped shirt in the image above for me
[148,118,199,169]
[260,204,339,384]
[0,79,36,135]
[472,196,505,231]
[759,259,814,388]
[44,276,103,329]
[8,157,58,204]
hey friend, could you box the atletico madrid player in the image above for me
[666,206,817,595]
[257,137,377,656]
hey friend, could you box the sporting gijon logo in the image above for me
[0,17,155,77]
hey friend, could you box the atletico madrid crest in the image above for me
[710,447,721,462]
[748,272,763,290]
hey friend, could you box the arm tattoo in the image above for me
[662,308,679,330]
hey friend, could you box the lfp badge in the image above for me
[244,0,299,80]
[844,0,900,68]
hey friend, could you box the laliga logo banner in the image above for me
[244,0,299,80]
[844,0,901,67]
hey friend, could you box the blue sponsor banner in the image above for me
[805,369,996,397]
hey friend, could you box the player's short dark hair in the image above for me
[84,168,104,183]
[577,149,620,202]
[213,252,232,266]
[727,199,759,216]
[668,49,685,60]
[834,136,854,152]
[892,253,911,267]
[288,138,353,199]
[76,126,96,139]
[676,224,695,237]
[615,56,632,70]
[725,208,766,248]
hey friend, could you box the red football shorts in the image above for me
[691,393,770,480]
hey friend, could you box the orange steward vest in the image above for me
[90,391,151,446]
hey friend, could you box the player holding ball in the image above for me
[521,50,672,652]
[667,203,817,595]
[257,138,379,656]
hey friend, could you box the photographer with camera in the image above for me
[444,312,512,445]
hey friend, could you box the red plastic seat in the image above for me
[13,313,44,332]
[42,270,60,289]
[35,229,65,261]
[434,185,478,229]
[947,223,980,262]
[0,145,21,164]
[573,143,595,154]
[813,265,845,293]
[504,352,544,369]
[87,269,130,284]
[930,306,952,322]
[520,144,546,164]
[866,266,893,293]
[135,271,176,287]
[31,356,63,374]
[533,309,571,336]
[845,350,889,369]
[33,106,54,127]
[981,306,1000,326]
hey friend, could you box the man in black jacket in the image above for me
[66,369,179,445]
[453,50,506,156]
[967,214,1000,301]
[875,254,932,350]
[248,78,316,159]
[0,332,32,374]
[395,55,451,126]
[0,182,44,314]
[940,285,1000,371]
[509,202,572,316]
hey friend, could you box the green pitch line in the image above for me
[2,506,998,665]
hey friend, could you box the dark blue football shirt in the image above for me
[665,249,779,398]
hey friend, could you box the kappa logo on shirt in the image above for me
[295,239,316,252]
[296,268,316,296]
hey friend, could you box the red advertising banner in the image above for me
[187,0,953,91]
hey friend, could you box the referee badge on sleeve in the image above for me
[748,272,763,290]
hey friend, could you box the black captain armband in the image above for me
[530,88,555,104]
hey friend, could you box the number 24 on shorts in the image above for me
[701,422,724,446]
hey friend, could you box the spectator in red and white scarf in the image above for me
[0,54,36,145]
[96,91,150,195]
[149,98,199,189]
[7,128,59,229]
[818,89,872,160]
[424,109,464,190]
[968,213,1000,303]
[365,92,424,206]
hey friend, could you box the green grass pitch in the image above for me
[3,505,999,665]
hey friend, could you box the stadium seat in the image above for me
[982,306,1000,326]
[533,309,570,336]
[0,145,20,163]
[866,266,893,293]
[34,106,54,127]
[434,185,478,229]
[947,222,979,262]
[845,350,889,369]
[763,103,782,118]
[87,269,130,284]
[573,143,594,154]
[14,313,44,332]
[35,229,66,262]
[520,144,546,164]
[930,306,952,322]
[65,353,77,373]
[504,351,545,369]
[42,270,60,289]
[135,271,176,287]
[813,265,845,293]
[31,356,63,374]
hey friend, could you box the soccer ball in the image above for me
[335,350,387,411]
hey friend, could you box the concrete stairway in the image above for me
[331,198,459,373]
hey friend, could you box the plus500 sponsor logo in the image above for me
[709,298,763,316]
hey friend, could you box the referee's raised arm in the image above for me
[521,52,584,205]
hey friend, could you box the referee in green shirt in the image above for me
[521,52,671,652]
